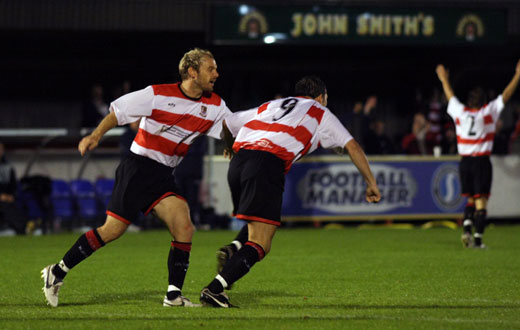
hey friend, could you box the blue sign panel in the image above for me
[282,159,464,219]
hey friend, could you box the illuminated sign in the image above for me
[212,5,506,45]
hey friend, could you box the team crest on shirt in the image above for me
[200,106,207,117]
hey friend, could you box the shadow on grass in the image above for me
[0,290,164,308]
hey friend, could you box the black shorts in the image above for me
[107,152,184,224]
[459,156,492,198]
[228,149,285,226]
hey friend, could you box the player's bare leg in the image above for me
[42,216,126,307]
[201,221,277,307]
[153,195,200,307]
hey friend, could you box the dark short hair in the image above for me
[294,76,327,98]
[466,87,487,109]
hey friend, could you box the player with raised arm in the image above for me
[41,48,232,307]
[436,60,520,248]
[199,76,381,308]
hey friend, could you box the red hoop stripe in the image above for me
[246,241,265,260]
[236,214,280,226]
[85,230,103,251]
[172,241,192,252]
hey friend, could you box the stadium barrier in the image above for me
[5,135,519,221]
[204,155,520,221]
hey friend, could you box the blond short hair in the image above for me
[178,48,214,80]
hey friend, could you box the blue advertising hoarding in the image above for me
[282,157,464,220]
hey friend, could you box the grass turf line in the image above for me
[0,226,519,329]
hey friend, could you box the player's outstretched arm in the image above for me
[436,64,455,101]
[78,111,119,156]
[344,140,381,203]
[502,59,520,104]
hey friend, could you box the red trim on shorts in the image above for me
[85,230,103,251]
[144,192,186,215]
[461,193,490,199]
[473,194,490,199]
[246,241,265,260]
[236,214,280,226]
[171,241,192,252]
[106,211,131,225]
[466,202,475,207]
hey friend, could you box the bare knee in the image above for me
[164,217,195,242]
[97,221,127,243]
[180,222,196,240]
[249,235,273,255]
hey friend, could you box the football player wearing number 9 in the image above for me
[199,76,382,308]
[436,60,520,249]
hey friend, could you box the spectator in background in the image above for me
[401,113,436,155]
[426,88,445,144]
[0,142,27,235]
[365,119,396,155]
[81,84,109,128]
[440,122,458,155]
[509,102,520,154]
[119,120,140,159]
[112,80,132,101]
[344,95,377,148]
[492,119,512,155]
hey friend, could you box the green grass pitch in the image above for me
[1,225,519,329]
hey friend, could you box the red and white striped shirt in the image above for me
[111,83,231,167]
[447,95,504,156]
[226,97,353,172]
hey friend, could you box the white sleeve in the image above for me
[225,109,257,137]
[110,86,154,125]
[489,95,505,119]
[206,100,233,139]
[447,96,464,119]
[317,110,353,149]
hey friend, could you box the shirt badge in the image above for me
[200,105,207,118]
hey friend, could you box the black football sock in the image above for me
[167,241,191,300]
[463,203,475,234]
[53,229,105,280]
[208,241,265,293]
[227,224,249,253]
[474,209,487,246]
